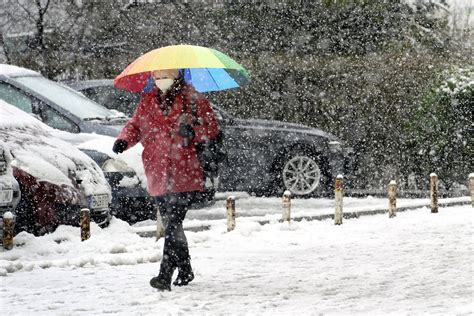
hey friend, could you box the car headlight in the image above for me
[101,158,135,173]
[328,141,342,153]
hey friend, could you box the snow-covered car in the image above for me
[0,100,112,235]
[67,80,347,197]
[0,143,21,235]
[0,64,155,223]
[57,131,155,223]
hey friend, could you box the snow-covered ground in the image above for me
[1,199,472,315]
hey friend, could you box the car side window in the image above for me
[42,107,79,133]
[0,82,34,113]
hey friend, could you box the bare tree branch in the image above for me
[43,0,51,14]
[16,1,37,24]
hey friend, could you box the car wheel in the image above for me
[282,154,322,196]
[274,149,331,197]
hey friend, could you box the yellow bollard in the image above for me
[430,173,438,213]
[334,175,343,225]
[226,196,236,232]
[80,208,91,241]
[2,212,14,250]
[388,180,397,218]
[282,190,291,223]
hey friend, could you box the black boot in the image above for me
[173,270,194,286]
[150,262,174,291]
[173,262,194,286]
[150,275,171,291]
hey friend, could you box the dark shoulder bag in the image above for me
[184,95,227,179]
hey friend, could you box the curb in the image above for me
[136,200,471,237]
[258,200,471,226]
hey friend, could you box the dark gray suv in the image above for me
[68,80,346,197]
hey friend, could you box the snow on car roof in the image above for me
[0,100,110,197]
[0,64,40,77]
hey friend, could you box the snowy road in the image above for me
[1,203,472,315]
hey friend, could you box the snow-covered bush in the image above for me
[404,67,473,189]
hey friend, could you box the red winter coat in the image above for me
[117,84,220,197]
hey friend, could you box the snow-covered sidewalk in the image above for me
[1,204,472,315]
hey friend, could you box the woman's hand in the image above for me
[112,139,128,154]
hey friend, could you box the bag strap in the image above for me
[183,92,200,126]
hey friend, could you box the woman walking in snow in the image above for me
[112,69,220,291]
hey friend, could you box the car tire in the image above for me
[272,149,331,198]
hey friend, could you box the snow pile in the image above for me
[0,218,160,275]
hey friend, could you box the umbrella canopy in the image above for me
[114,45,250,93]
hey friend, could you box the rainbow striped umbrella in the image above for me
[114,44,250,93]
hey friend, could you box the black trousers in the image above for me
[154,192,194,279]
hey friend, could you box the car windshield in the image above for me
[15,76,117,120]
